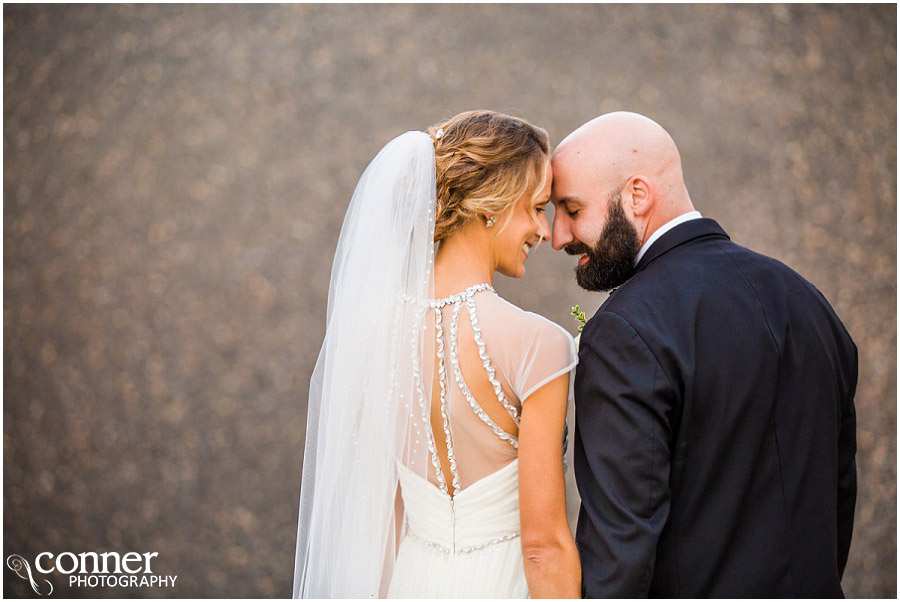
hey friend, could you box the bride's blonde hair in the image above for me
[427,110,550,243]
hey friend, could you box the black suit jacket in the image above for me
[574,218,857,598]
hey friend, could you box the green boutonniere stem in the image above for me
[571,304,587,333]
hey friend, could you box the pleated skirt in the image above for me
[386,533,528,598]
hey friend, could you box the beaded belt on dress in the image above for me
[404,529,521,555]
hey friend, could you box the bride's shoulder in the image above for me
[483,293,575,345]
[480,294,577,383]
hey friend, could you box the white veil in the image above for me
[293,131,436,598]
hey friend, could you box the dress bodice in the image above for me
[388,455,531,598]
[396,457,521,554]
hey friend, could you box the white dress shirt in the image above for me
[635,211,703,265]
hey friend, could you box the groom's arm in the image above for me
[836,341,858,578]
[573,311,674,598]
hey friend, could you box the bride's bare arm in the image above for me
[518,372,582,598]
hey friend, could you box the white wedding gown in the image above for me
[386,284,577,598]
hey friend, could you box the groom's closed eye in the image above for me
[555,198,581,218]
[557,203,578,217]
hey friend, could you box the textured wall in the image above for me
[4,4,895,598]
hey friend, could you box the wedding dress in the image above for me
[386,284,576,598]
[292,131,576,598]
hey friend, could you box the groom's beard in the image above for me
[565,191,641,292]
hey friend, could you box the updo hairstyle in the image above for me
[427,111,550,243]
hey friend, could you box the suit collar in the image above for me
[634,217,730,273]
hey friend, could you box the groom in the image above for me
[551,112,858,597]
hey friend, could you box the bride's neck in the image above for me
[433,228,495,297]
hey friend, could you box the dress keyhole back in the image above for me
[423,285,521,500]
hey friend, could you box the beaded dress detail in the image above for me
[387,284,577,598]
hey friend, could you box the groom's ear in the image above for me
[625,175,652,217]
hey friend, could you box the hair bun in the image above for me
[429,111,549,242]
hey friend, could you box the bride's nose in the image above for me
[537,215,551,242]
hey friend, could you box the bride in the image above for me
[293,111,581,598]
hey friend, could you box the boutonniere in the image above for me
[571,305,587,333]
[571,305,587,351]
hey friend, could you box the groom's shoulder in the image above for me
[704,237,830,301]
[631,233,817,294]
[597,236,837,328]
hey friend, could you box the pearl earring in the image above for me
[485,215,496,228]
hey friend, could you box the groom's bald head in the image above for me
[554,112,683,196]
[549,111,694,253]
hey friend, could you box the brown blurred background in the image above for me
[3,4,895,598]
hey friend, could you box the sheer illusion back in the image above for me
[416,283,576,494]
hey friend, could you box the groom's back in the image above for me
[576,219,857,598]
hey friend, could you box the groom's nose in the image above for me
[551,212,573,250]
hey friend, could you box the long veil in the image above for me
[293,131,436,597]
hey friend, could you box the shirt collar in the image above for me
[634,211,703,265]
